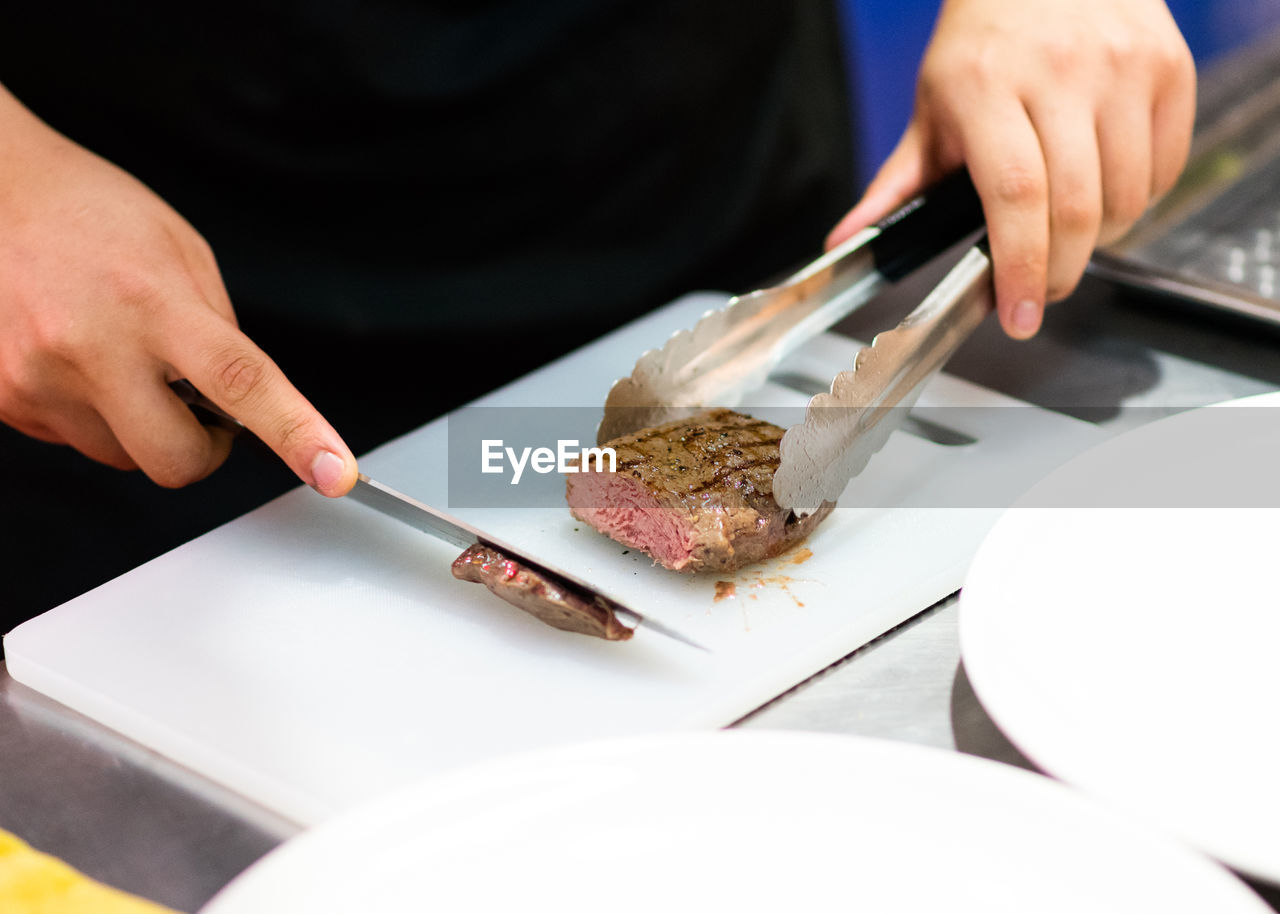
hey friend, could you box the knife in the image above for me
[346,474,709,651]
[169,381,707,651]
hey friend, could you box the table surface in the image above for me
[6,258,1280,910]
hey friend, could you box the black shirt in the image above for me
[0,2,859,627]
[0,1,856,339]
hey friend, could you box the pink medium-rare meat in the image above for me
[566,408,834,572]
[451,544,634,641]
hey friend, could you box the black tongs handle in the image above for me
[867,169,985,282]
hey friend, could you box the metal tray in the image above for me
[1091,27,1280,327]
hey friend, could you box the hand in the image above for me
[828,0,1196,339]
[0,86,358,495]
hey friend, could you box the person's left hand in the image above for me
[828,0,1196,339]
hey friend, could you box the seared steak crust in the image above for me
[451,544,634,641]
[567,408,835,572]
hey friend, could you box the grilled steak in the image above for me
[566,408,834,572]
[451,544,634,641]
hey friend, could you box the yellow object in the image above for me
[0,828,178,914]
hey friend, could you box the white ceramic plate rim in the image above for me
[199,730,1269,913]
[959,390,1280,883]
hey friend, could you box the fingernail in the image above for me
[1011,300,1042,337]
[310,450,346,494]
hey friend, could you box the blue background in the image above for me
[840,0,1280,185]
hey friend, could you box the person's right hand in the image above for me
[826,0,1195,341]
[0,86,358,496]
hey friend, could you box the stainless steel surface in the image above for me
[773,240,994,515]
[0,663,299,912]
[1094,25,1280,326]
[348,473,708,652]
[738,596,1035,772]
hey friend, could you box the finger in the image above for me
[185,235,237,323]
[826,122,933,250]
[0,387,139,468]
[92,370,237,487]
[38,402,139,472]
[1025,99,1103,303]
[0,402,64,445]
[1150,49,1196,199]
[955,101,1051,340]
[161,219,238,324]
[1096,93,1153,245]
[172,310,358,496]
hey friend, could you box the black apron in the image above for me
[0,1,857,629]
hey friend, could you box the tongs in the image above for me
[598,171,994,516]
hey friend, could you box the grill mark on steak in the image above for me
[617,448,780,476]
[613,418,776,470]
[566,408,835,573]
[684,455,782,494]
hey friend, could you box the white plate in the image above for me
[199,731,1268,913]
[960,391,1280,884]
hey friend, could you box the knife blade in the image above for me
[169,380,708,651]
[346,475,710,651]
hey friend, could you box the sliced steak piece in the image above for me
[566,408,834,572]
[451,544,634,641]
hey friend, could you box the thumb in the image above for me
[826,122,933,251]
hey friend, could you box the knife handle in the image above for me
[867,169,985,282]
[169,379,247,435]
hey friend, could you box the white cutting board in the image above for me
[5,293,1102,826]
